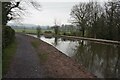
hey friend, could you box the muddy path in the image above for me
[3,33,45,78]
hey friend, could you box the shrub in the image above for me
[2,26,15,49]
[44,31,52,34]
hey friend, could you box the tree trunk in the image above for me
[82,30,85,37]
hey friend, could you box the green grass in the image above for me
[14,28,54,34]
[2,40,17,75]
[38,53,48,62]
[31,40,40,48]
[31,40,48,62]
[14,29,36,34]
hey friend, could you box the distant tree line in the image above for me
[60,25,78,36]
[70,0,120,41]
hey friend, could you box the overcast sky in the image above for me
[8,0,109,26]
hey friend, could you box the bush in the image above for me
[63,32,66,35]
[2,26,15,49]
[44,31,52,34]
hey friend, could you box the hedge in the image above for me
[2,26,15,49]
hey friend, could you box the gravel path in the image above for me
[4,33,45,78]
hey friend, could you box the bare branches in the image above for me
[70,0,120,40]
[30,0,41,11]
[3,0,41,25]
[70,2,104,37]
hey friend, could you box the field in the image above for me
[14,28,54,34]
[14,28,75,36]
[14,28,36,34]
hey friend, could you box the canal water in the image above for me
[29,34,120,78]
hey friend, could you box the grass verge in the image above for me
[31,40,40,48]
[31,39,48,62]
[2,40,17,75]
[38,53,48,62]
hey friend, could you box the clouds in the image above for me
[20,2,77,26]
[8,0,109,26]
[30,0,109,2]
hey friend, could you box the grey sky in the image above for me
[23,2,78,26]
[8,0,109,26]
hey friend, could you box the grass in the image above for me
[31,39,48,62]
[2,40,17,75]
[14,29,36,34]
[14,28,54,34]
[38,53,48,62]
[31,40,40,48]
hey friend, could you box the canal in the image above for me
[29,34,120,78]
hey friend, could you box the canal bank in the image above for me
[27,34,120,78]
[25,33,96,78]
[45,34,120,45]
[60,35,120,45]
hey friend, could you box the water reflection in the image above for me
[29,34,120,78]
[54,37,58,46]
[74,41,120,78]
[44,36,53,39]
[55,38,78,57]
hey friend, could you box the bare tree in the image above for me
[2,0,41,48]
[2,0,41,25]
[36,26,41,38]
[70,2,103,37]
[53,19,59,35]
[70,2,92,37]
[105,0,120,40]
[88,2,103,38]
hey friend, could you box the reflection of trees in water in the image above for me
[44,36,52,39]
[54,37,76,46]
[54,37,58,46]
[74,41,119,78]
[61,38,66,41]
[114,46,120,78]
[61,37,76,42]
